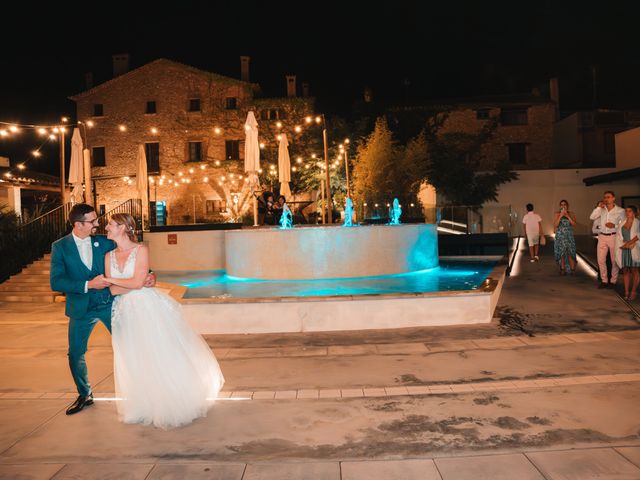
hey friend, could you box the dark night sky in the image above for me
[1,0,639,174]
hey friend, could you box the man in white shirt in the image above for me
[522,203,542,262]
[589,190,626,288]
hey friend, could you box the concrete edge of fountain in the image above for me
[156,257,508,334]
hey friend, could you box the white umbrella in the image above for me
[278,133,292,200]
[244,111,260,226]
[68,128,84,204]
[136,144,149,229]
[82,148,92,206]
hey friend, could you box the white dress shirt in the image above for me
[589,205,626,235]
[72,233,93,293]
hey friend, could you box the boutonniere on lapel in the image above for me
[94,241,99,247]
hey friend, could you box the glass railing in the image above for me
[428,204,516,236]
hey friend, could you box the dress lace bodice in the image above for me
[110,246,139,279]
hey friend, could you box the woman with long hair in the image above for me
[615,206,640,300]
[104,213,224,429]
[553,199,577,275]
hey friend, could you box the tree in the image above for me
[352,117,426,218]
[352,117,397,208]
[419,120,518,207]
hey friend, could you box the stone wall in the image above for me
[437,104,556,170]
[73,59,315,224]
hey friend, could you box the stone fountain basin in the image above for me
[224,224,438,280]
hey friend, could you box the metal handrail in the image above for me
[20,203,69,227]
[0,202,72,283]
[94,199,143,238]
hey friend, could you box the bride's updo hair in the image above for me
[110,213,137,241]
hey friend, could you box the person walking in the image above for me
[522,203,542,262]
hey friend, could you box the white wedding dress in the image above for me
[110,246,224,429]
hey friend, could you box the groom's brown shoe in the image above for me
[66,394,94,415]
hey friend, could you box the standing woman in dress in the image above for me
[615,206,640,300]
[553,199,577,275]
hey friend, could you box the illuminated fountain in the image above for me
[343,198,354,227]
[388,198,402,225]
[279,203,293,230]
[153,199,505,334]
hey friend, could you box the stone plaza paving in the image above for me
[0,249,639,479]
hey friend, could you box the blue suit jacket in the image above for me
[50,234,116,318]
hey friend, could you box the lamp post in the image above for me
[56,127,65,205]
[341,138,351,199]
[319,115,333,224]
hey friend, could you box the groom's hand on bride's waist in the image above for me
[143,271,156,288]
[88,275,111,290]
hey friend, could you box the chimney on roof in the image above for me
[240,56,250,82]
[302,82,310,97]
[112,54,130,77]
[549,77,559,105]
[364,87,373,103]
[286,75,297,97]
[84,72,93,90]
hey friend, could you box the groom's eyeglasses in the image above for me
[79,219,99,225]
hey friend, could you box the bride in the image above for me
[104,213,224,429]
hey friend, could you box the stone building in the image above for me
[70,57,315,225]
[553,109,640,168]
[388,81,559,170]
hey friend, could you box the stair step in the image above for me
[0,293,56,303]
[30,261,51,267]
[0,284,57,292]
[22,270,51,275]
[9,275,50,283]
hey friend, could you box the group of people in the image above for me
[256,192,287,225]
[522,190,639,300]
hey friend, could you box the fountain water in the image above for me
[389,198,402,225]
[343,198,354,227]
[279,203,293,229]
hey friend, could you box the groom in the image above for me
[50,203,153,415]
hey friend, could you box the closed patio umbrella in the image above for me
[136,144,149,229]
[68,128,84,204]
[278,133,292,200]
[244,111,260,226]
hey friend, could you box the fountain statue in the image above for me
[388,198,402,225]
[343,198,354,227]
[279,203,293,229]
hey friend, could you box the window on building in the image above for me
[603,132,616,154]
[206,200,227,214]
[476,109,490,120]
[500,108,528,125]
[188,98,201,112]
[146,101,157,114]
[225,140,240,160]
[260,108,286,120]
[225,97,237,110]
[145,142,160,174]
[188,141,203,162]
[93,104,104,117]
[92,146,106,166]
[507,143,527,165]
